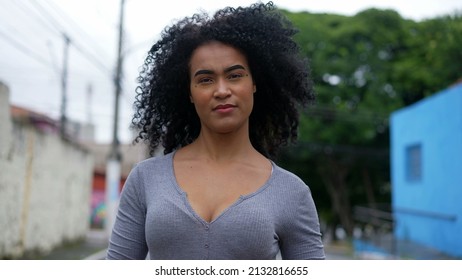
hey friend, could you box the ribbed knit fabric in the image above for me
[106,152,325,260]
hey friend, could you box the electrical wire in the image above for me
[10,0,62,37]
[27,0,113,75]
[0,29,51,67]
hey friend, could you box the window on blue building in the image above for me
[406,144,422,182]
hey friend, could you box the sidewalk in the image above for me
[353,235,461,260]
[30,233,459,260]
[324,241,355,259]
[37,232,354,260]
[29,229,109,260]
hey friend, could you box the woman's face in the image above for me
[189,41,256,135]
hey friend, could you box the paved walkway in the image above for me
[24,230,459,260]
[36,231,354,260]
[19,230,109,260]
[353,235,461,260]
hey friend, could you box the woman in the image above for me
[107,1,325,260]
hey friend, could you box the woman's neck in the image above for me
[194,130,254,161]
[174,125,271,173]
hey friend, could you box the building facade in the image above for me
[390,83,462,258]
[0,82,94,259]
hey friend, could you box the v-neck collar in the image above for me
[167,151,275,225]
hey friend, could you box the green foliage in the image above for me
[392,14,462,104]
[278,8,462,235]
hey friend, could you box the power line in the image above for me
[12,0,112,75]
[42,0,114,74]
[29,0,139,105]
[70,40,113,74]
[10,0,61,37]
[42,0,111,63]
[27,0,113,75]
[0,29,51,67]
[0,1,63,77]
[10,0,110,76]
[27,0,64,35]
[2,0,134,136]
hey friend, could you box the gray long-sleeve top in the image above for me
[106,152,325,260]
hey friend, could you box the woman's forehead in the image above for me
[189,41,249,72]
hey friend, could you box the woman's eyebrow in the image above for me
[224,64,246,73]
[193,65,247,77]
[193,69,214,77]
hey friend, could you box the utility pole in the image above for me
[105,0,125,238]
[60,34,70,138]
[86,83,93,125]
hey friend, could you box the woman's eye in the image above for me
[228,73,244,80]
[198,77,213,84]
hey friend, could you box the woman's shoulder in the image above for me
[269,163,312,195]
[272,163,308,186]
[130,151,174,176]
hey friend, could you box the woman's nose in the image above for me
[214,78,231,98]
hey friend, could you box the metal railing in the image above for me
[353,204,397,258]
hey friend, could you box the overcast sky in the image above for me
[1,0,461,144]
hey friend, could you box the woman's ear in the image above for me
[189,94,194,103]
[253,85,257,94]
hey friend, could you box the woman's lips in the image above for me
[214,104,236,113]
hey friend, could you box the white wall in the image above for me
[0,82,94,259]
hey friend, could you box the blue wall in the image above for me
[390,83,462,258]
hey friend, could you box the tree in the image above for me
[279,9,462,237]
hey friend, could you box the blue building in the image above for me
[390,82,462,258]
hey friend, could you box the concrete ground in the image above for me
[25,230,354,260]
[19,229,109,260]
[25,230,457,260]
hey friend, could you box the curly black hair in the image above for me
[132,1,314,159]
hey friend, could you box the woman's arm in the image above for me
[279,186,325,260]
[106,167,149,260]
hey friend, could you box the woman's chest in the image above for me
[174,162,272,223]
[144,194,280,259]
